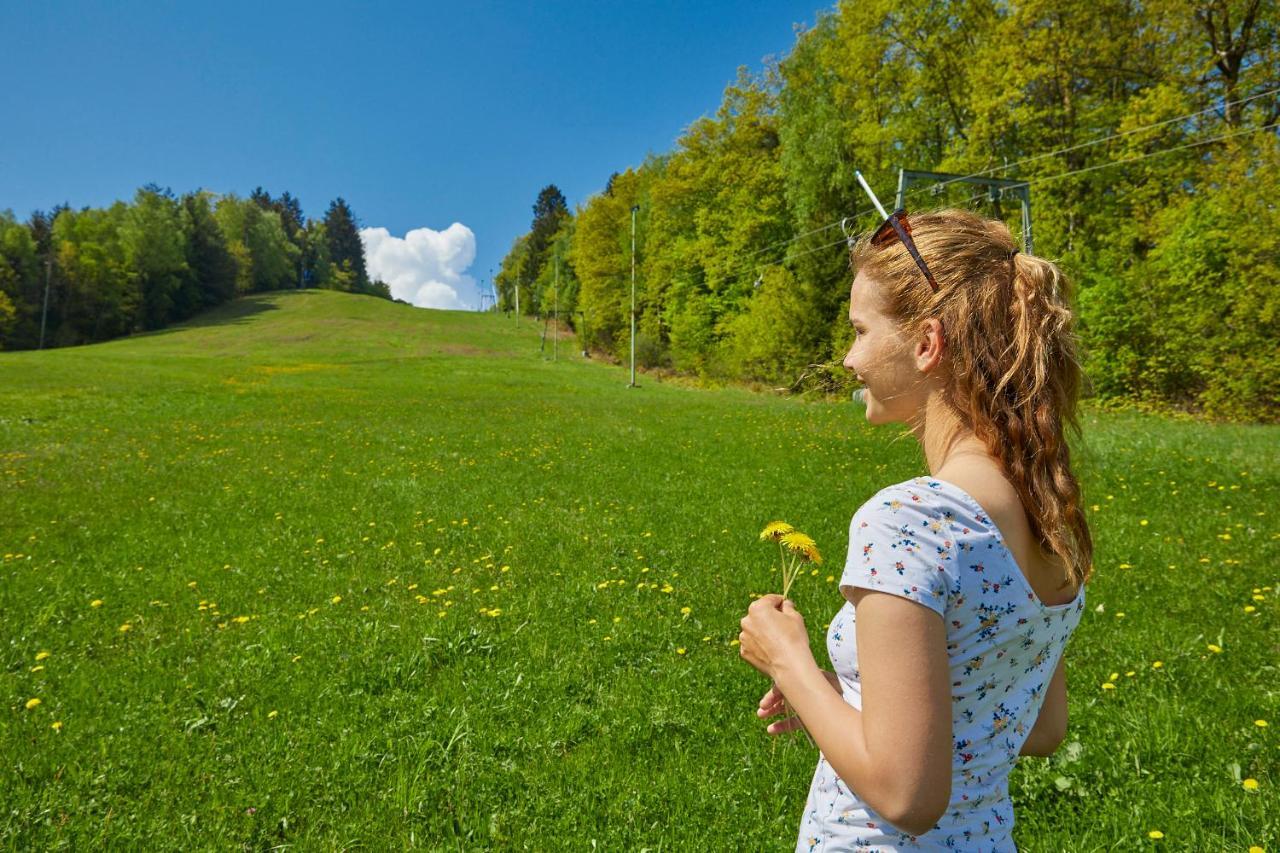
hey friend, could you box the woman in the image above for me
[738,207,1092,851]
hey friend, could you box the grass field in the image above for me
[1,290,1276,850]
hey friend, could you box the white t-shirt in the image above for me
[795,476,1086,852]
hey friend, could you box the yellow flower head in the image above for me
[780,531,822,564]
[25,698,41,710]
[759,521,794,542]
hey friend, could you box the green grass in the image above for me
[1,290,1276,850]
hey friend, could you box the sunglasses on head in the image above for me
[853,170,940,293]
[870,209,940,292]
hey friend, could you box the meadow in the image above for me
[1,290,1275,850]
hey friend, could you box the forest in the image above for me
[495,0,1278,423]
[0,188,390,350]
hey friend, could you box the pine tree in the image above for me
[323,198,368,290]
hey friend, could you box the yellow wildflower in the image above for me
[119,623,132,633]
[1148,830,1163,839]
[90,599,103,608]
[35,651,50,661]
[1255,719,1268,727]
[25,698,41,710]
[759,521,794,542]
[51,721,63,731]
[1242,778,1259,791]
[780,531,822,564]
[331,595,342,604]
[1207,644,1222,653]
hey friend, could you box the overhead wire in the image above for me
[732,117,1278,283]
[727,86,1279,280]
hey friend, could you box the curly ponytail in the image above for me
[850,208,1094,590]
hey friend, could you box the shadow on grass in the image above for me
[126,290,312,342]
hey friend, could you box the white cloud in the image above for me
[360,223,478,310]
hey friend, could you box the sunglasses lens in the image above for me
[870,219,895,246]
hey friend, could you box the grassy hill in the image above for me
[1,291,1275,848]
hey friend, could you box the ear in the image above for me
[915,317,946,373]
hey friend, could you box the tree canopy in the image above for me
[496,0,1279,422]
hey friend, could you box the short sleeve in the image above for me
[840,483,955,618]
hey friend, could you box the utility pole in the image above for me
[38,255,51,350]
[553,251,559,362]
[629,204,639,388]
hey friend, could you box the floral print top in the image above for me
[795,477,1086,852]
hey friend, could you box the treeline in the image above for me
[495,0,1279,423]
[0,186,391,350]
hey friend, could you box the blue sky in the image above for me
[1,1,826,309]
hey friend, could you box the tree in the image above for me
[323,198,368,290]
[181,191,237,311]
[526,185,570,307]
[121,186,188,331]
[0,211,42,349]
[53,203,136,342]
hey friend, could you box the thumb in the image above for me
[782,599,798,612]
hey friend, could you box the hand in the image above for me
[738,594,815,681]
[757,682,804,736]
[758,671,841,736]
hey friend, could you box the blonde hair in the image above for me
[850,208,1093,591]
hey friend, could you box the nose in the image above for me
[842,347,856,372]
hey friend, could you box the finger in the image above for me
[750,594,782,612]
[782,599,798,612]
[758,701,786,718]
[766,715,805,736]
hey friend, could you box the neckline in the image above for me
[910,476,1084,612]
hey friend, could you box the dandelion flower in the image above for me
[331,595,342,604]
[1148,830,1163,839]
[267,710,278,719]
[119,623,132,633]
[25,698,41,710]
[680,606,691,615]
[780,531,822,564]
[35,651,50,661]
[1101,683,1115,691]
[90,599,103,608]
[1242,778,1259,791]
[1256,719,1268,727]
[759,521,794,542]
[51,721,63,731]
[676,648,686,655]
[1207,644,1222,653]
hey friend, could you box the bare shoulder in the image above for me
[931,462,1022,519]
[934,462,1078,601]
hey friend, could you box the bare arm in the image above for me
[774,589,952,837]
[1020,655,1068,757]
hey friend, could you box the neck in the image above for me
[911,390,990,476]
